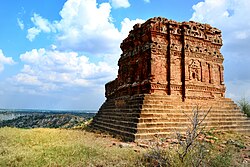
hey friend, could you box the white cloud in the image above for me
[51,44,57,50]
[12,48,116,93]
[191,0,250,99]
[26,27,41,41]
[109,0,130,8]
[26,13,56,41]
[31,13,56,33]
[121,18,145,36]
[144,0,150,3]
[191,0,250,43]
[17,18,24,30]
[25,0,143,56]
[14,73,43,86]
[21,0,147,80]
[0,49,15,72]
[55,0,122,54]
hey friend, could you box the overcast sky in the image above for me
[0,0,249,110]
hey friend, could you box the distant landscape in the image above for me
[0,109,96,129]
[0,109,96,120]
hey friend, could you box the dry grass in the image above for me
[0,127,249,167]
[0,127,139,167]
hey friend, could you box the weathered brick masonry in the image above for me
[91,17,250,141]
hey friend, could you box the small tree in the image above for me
[237,97,250,117]
[176,106,211,166]
[138,106,212,167]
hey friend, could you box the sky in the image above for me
[0,0,249,110]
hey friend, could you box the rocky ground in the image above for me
[110,131,250,165]
[0,113,92,129]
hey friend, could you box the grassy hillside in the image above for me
[0,128,139,167]
[1,127,249,166]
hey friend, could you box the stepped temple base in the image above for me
[90,94,250,141]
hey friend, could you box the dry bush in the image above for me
[138,106,238,167]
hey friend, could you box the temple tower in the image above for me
[91,17,250,141]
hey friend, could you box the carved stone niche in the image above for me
[188,59,201,82]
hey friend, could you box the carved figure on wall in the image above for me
[189,59,201,81]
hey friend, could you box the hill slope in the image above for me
[0,128,139,167]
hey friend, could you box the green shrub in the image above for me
[209,149,232,167]
[237,97,250,117]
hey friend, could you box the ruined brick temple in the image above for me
[91,17,250,141]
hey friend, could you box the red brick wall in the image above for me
[105,17,225,100]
